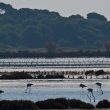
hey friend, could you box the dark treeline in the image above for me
[0,50,108,58]
[0,3,110,50]
[0,98,110,110]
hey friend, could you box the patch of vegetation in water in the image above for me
[0,100,38,110]
[96,99,110,108]
[36,98,94,109]
[45,74,65,79]
[37,74,65,79]
[0,98,110,109]
[0,72,34,79]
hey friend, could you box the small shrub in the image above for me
[36,98,94,109]
[45,74,64,79]
[96,99,110,108]
[77,76,84,79]
[37,75,45,79]
[36,99,55,109]
[0,100,38,110]
[0,72,33,79]
[95,70,105,76]
[68,99,94,109]
[54,98,68,108]
[36,99,66,109]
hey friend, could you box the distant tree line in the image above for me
[0,3,110,50]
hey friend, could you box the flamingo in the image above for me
[25,83,33,94]
[79,84,87,94]
[0,90,4,94]
[87,88,95,102]
[96,82,103,95]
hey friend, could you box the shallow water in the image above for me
[0,57,110,72]
[0,57,110,105]
[0,79,110,105]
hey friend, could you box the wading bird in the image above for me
[87,88,95,102]
[25,83,33,94]
[0,90,4,94]
[79,84,87,94]
[96,82,103,95]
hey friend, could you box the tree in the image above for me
[104,42,110,56]
[0,3,110,50]
[87,12,107,21]
[46,42,57,53]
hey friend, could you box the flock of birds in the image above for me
[24,82,104,103]
[0,82,103,103]
[80,82,103,102]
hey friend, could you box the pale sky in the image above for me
[0,0,110,20]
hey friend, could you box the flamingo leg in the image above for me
[25,86,28,93]
[29,87,31,94]
[100,86,103,95]
[82,88,83,94]
[87,92,91,103]
[91,92,95,102]
[97,88,98,93]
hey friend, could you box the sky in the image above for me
[0,0,110,20]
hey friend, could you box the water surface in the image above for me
[0,79,109,105]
